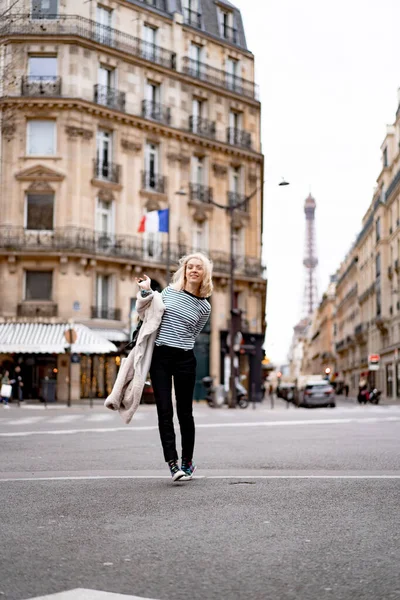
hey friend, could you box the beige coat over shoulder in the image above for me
[104,290,165,424]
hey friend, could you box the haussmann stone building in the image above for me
[0,0,266,402]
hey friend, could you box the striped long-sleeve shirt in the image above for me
[155,287,211,350]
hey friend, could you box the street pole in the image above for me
[166,203,171,285]
[229,205,237,409]
[68,343,72,408]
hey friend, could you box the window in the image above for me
[96,129,113,178]
[218,7,235,40]
[230,166,243,197]
[190,43,203,64]
[31,0,58,19]
[226,58,239,91]
[25,271,53,300]
[228,110,242,143]
[376,253,381,279]
[25,193,54,230]
[144,142,159,189]
[98,65,115,90]
[27,120,56,155]
[144,81,161,119]
[192,220,208,252]
[28,56,57,79]
[383,147,388,168]
[143,25,158,61]
[192,156,205,186]
[96,5,113,44]
[96,274,112,309]
[386,364,393,397]
[96,199,114,235]
[376,286,382,317]
[375,217,381,242]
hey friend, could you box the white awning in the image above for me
[90,328,129,342]
[0,323,117,354]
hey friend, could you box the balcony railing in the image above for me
[182,57,258,100]
[183,7,202,28]
[1,14,177,70]
[190,183,213,203]
[220,24,238,44]
[139,0,167,10]
[141,170,167,194]
[189,116,216,138]
[141,100,171,125]
[91,306,121,320]
[0,226,264,278]
[94,84,126,112]
[93,159,121,184]
[228,192,249,212]
[21,76,61,96]
[227,127,252,149]
[17,302,58,317]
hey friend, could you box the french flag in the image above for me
[138,209,169,233]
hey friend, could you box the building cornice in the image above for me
[0,96,263,163]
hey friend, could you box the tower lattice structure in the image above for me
[302,193,319,316]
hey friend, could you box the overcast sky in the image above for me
[233,0,400,364]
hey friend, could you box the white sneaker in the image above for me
[3,404,10,409]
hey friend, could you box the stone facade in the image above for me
[0,0,266,401]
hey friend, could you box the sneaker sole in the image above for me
[181,465,197,481]
[172,470,185,482]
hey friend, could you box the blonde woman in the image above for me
[136,253,212,482]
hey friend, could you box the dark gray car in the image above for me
[300,382,336,408]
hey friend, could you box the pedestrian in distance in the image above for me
[11,365,24,405]
[137,253,212,482]
[0,370,12,408]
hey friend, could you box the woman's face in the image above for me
[186,258,204,285]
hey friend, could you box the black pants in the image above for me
[150,345,197,463]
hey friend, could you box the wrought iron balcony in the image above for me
[93,159,121,184]
[227,127,252,149]
[141,100,171,125]
[0,226,266,278]
[17,302,58,318]
[183,8,202,28]
[182,57,258,100]
[220,24,238,44]
[139,0,167,10]
[1,14,177,71]
[141,170,167,194]
[190,183,213,204]
[94,84,126,112]
[189,116,216,138]
[91,306,121,320]
[228,191,249,212]
[21,76,61,97]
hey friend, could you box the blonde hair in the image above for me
[170,252,213,298]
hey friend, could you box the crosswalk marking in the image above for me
[50,415,81,424]
[24,588,158,599]
[5,416,45,426]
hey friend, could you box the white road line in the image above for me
[0,475,399,482]
[24,588,158,600]
[3,416,46,426]
[0,416,399,437]
[85,413,116,422]
[48,415,81,424]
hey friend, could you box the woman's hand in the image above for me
[135,274,151,291]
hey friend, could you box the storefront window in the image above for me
[397,363,400,398]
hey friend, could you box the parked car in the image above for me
[277,383,296,403]
[299,381,336,408]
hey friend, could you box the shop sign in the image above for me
[368,354,380,371]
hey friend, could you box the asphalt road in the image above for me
[1,399,399,600]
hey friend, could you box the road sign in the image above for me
[368,354,380,371]
[64,328,77,345]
